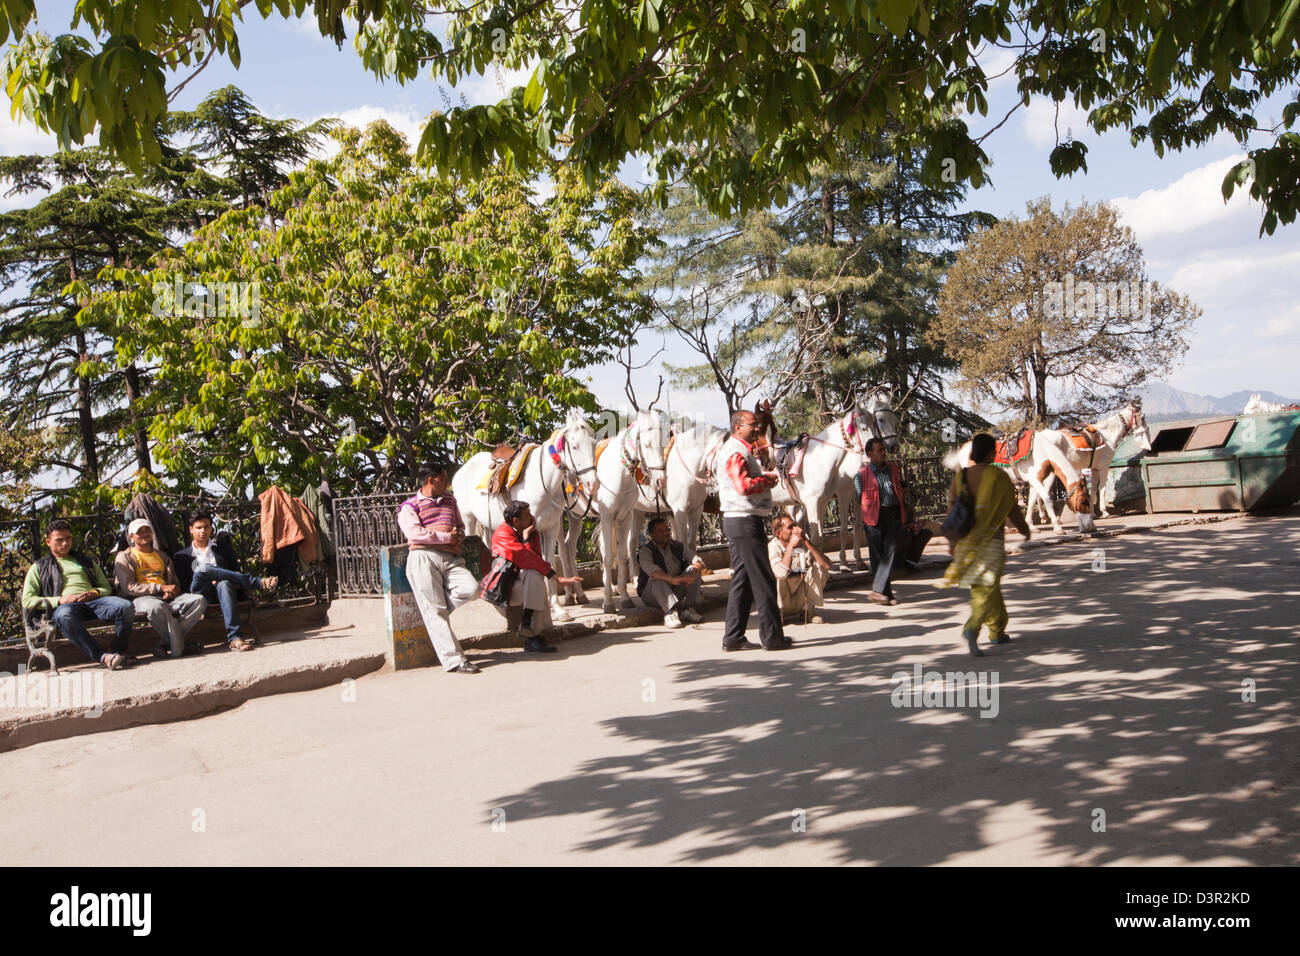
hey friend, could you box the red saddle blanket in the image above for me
[995,430,1033,466]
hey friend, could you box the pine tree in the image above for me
[650,126,994,445]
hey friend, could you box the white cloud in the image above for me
[972,44,1018,90]
[1261,308,1300,339]
[1020,97,1092,148]
[310,105,431,156]
[0,116,61,157]
[1110,154,1260,240]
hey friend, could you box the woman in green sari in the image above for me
[938,433,1032,656]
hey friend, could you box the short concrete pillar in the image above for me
[380,545,439,670]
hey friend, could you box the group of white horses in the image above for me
[944,400,1153,533]
[450,394,1154,624]
[451,391,903,623]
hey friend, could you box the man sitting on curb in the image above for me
[21,519,136,669]
[768,514,832,625]
[488,501,582,654]
[173,511,277,653]
[637,516,707,628]
[113,519,208,658]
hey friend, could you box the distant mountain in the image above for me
[1140,382,1299,421]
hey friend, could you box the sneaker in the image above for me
[679,607,703,624]
[664,611,684,629]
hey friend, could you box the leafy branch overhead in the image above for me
[6,2,1300,232]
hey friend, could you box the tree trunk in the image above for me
[1034,363,1049,423]
[74,326,100,483]
[124,364,152,473]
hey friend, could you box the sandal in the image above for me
[101,653,124,670]
[227,637,253,652]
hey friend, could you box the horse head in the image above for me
[559,407,600,496]
[853,388,901,454]
[1124,398,1152,452]
[752,400,777,466]
[630,408,671,493]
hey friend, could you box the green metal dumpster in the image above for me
[1107,410,1300,513]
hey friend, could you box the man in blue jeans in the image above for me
[173,511,277,653]
[20,519,135,669]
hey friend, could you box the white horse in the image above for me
[628,421,728,553]
[1033,401,1151,529]
[944,434,1062,528]
[453,408,600,623]
[767,390,902,569]
[589,409,671,612]
[947,402,1152,533]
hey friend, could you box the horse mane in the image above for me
[564,406,594,436]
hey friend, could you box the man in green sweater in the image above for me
[21,519,136,669]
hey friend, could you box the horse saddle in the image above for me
[479,443,537,495]
[1060,424,1102,451]
[774,434,810,482]
[994,428,1033,466]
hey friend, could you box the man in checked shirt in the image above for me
[398,461,481,674]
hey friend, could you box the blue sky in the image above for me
[4,4,1297,428]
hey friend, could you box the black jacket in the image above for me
[174,535,242,594]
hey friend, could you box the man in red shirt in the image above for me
[489,501,582,654]
[719,410,789,651]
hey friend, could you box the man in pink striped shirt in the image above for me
[398,461,481,674]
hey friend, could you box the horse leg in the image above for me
[542,525,572,623]
[620,514,636,608]
[599,515,618,614]
[841,479,867,569]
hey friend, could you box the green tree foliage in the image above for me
[167,85,338,216]
[930,197,1198,426]
[84,121,654,495]
[0,144,214,492]
[0,86,332,508]
[6,2,1300,232]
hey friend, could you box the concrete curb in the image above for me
[0,650,386,753]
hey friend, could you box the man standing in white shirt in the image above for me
[718,410,788,652]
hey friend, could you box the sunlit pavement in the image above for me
[1,511,1295,866]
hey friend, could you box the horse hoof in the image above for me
[560,593,575,607]
[620,598,636,610]
[552,608,572,623]
[573,590,590,604]
[602,602,617,614]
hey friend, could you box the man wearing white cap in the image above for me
[113,518,209,657]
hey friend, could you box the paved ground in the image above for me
[1,511,1296,865]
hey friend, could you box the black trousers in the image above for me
[865,507,901,597]
[723,515,785,649]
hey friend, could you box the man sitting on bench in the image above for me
[113,519,208,659]
[174,511,277,653]
[21,519,136,669]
